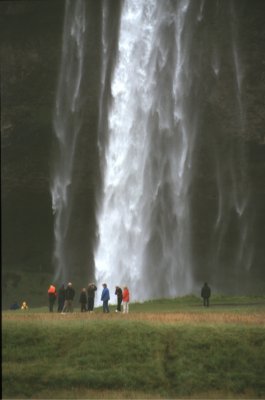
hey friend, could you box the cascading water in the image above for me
[50,0,254,298]
[95,0,253,300]
[95,0,202,301]
[50,0,86,283]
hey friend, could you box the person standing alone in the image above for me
[201,282,211,307]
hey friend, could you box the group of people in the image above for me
[101,284,130,313]
[47,282,130,314]
[10,283,210,312]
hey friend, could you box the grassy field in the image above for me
[2,296,265,399]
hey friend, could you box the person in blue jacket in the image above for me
[101,283,110,313]
[10,302,20,310]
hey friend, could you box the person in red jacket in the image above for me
[122,286,130,314]
[48,284,57,312]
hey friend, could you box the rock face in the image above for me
[1,0,265,307]
[188,0,265,292]
[1,2,64,273]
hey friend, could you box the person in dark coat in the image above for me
[201,282,211,307]
[61,282,75,313]
[79,288,87,312]
[87,283,97,312]
[57,284,65,312]
[101,283,110,313]
[115,286,123,312]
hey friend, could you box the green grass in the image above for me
[130,294,265,313]
[2,296,265,399]
[4,294,265,313]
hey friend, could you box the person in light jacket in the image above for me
[21,301,28,310]
[101,283,110,313]
[122,286,130,314]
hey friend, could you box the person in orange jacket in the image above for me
[122,286,130,314]
[48,284,57,312]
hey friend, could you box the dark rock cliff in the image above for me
[1,0,264,307]
[1,1,64,276]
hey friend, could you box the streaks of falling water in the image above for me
[50,0,86,283]
[95,0,199,301]
[210,1,253,286]
[95,0,254,299]
[50,0,253,297]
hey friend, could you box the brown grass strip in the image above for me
[3,311,265,325]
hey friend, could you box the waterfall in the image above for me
[50,0,253,298]
[95,0,253,300]
[95,0,200,301]
[50,0,86,283]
